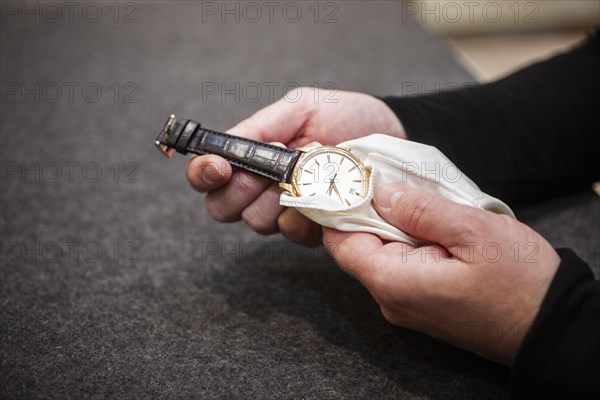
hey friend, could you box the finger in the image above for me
[204,170,271,222]
[278,208,322,247]
[324,227,462,308]
[372,183,491,258]
[186,154,232,192]
[322,227,384,285]
[373,242,454,285]
[227,91,312,144]
[241,184,285,235]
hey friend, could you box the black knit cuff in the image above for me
[510,248,600,398]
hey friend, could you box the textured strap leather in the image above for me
[156,117,302,183]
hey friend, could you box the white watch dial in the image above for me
[293,147,368,206]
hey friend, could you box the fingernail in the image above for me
[374,184,404,210]
[202,161,224,184]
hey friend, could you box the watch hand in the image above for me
[326,173,338,197]
[332,182,343,203]
[326,180,334,196]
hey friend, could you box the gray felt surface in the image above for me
[1,1,598,399]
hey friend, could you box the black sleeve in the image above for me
[381,28,600,206]
[381,29,600,394]
[509,249,600,398]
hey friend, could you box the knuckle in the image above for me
[284,86,311,107]
[277,212,302,243]
[204,194,239,222]
[494,213,531,243]
[241,207,277,235]
[233,171,262,197]
[443,215,489,250]
[401,191,434,233]
[449,218,483,242]
[278,209,319,246]
[369,275,399,309]
[380,306,403,326]
[334,239,355,266]
[495,213,517,229]
[466,209,494,233]
[288,86,306,98]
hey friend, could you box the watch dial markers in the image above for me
[294,148,367,207]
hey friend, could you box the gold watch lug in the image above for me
[279,182,294,194]
[337,145,351,152]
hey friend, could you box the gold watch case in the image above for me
[279,145,371,203]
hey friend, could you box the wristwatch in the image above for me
[154,114,370,206]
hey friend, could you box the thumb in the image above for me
[373,183,489,253]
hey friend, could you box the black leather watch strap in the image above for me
[155,116,302,183]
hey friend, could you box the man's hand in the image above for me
[323,183,561,365]
[186,88,405,246]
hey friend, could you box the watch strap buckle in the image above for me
[154,114,177,157]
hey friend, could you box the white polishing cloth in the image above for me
[280,134,514,246]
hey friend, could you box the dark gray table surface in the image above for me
[1,1,598,399]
